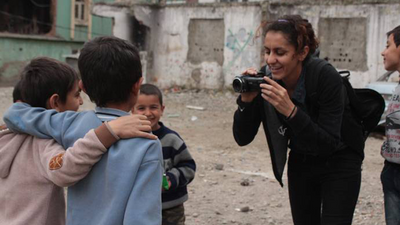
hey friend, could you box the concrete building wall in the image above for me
[0,36,83,86]
[148,5,262,89]
[92,5,132,40]
[93,4,262,89]
[96,1,400,89]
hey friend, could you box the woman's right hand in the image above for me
[240,68,260,103]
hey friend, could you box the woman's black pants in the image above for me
[288,149,362,225]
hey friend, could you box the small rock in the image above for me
[235,206,250,212]
[192,213,199,218]
[166,113,180,118]
[215,163,224,170]
[240,178,250,186]
[186,105,205,111]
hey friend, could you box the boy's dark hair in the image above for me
[12,81,22,103]
[140,84,163,105]
[78,36,142,107]
[19,57,79,108]
[387,25,400,47]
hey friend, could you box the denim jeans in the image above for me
[288,149,362,225]
[381,161,400,225]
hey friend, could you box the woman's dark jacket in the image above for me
[232,57,364,186]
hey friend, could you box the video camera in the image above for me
[232,65,271,93]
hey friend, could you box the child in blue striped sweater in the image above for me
[132,84,196,225]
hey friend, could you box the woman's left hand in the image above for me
[260,76,297,118]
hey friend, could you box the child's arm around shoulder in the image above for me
[4,103,157,145]
[3,102,83,144]
[38,124,114,187]
[38,115,158,187]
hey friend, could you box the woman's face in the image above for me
[264,31,305,82]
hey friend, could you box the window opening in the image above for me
[74,0,88,25]
[0,0,53,35]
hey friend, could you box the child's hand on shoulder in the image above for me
[108,115,157,140]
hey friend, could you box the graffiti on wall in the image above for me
[225,28,255,71]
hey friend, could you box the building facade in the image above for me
[2,0,399,89]
[0,0,114,86]
[97,0,400,89]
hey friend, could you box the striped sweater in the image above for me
[154,122,196,209]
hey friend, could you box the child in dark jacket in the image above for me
[132,84,196,225]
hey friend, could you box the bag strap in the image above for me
[304,57,330,113]
[340,72,359,114]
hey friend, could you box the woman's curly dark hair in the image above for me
[264,15,319,58]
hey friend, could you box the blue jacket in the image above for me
[4,103,163,225]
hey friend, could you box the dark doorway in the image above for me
[130,16,150,51]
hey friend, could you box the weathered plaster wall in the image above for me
[0,36,83,86]
[95,1,400,89]
[266,3,400,87]
[94,3,263,89]
[92,5,132,40]
[145,5,262,89]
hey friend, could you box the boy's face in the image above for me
[382,34,400,72]
[132,94,164,131]
[57,81,83,112]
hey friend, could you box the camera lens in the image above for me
[232,78,244,93]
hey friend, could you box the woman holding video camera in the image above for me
[233,15,364,225]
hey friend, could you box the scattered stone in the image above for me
[240,178,250,186]
[192,213,199,218]
[215,163,224,170]
[166,113,180,118]
[211,181,218,185]
[186,105,205,111]
[235,206,250,212]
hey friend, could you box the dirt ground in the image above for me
[0,87,387,225]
